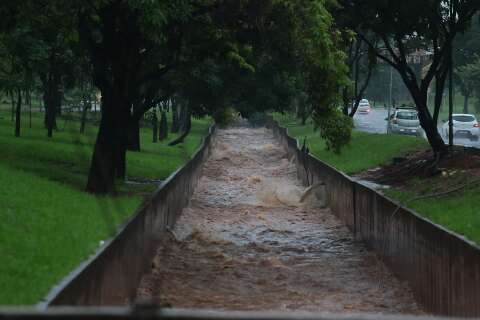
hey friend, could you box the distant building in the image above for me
[377,49,433,65]
[405,49,433,65]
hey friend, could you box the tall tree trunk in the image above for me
[448,51,454,150]
[27,89,32,128]
[412,92,448,157]
[169,106,191,146]
[159,110,168,141]
[342,87,350,116]
[44,92,57,138]
[15,89,21,137]
[463,94,469,114]
[349,100,361,118]
[127,113,141,151]
[115,106,129,180]
[349,56,374,118]
[86,91,128,193]
[42,72,61,138]
[87,98,116,193]
[171,99,180,133]
[432,68,448,125]
[57,95,62,115]
[389,59,448,157]
[152,108,158,143]
[80,99,90,134]
[80,80,90,134]
[10,91,14,122]
[179,103,189,133]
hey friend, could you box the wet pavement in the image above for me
[353,109,389,134]
[137,126,422,314]
[354,108,480,148]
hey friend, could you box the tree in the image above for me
[170,98,180,133]
[340,36,377,117]
[0,2,42,137]
[79,0,261,192]
[224,0,351,151]
[151,108,158,143]
[0,0,351,193]
[456,56,480,112]
[340,0,480,156]
[271,1,350,152]
[453,14,480,113]
[26,0,80,138]
[456,58,480,113]
[159,108,168,141]
[78,1,185,193]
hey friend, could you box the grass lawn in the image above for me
[274,113,480,246]
[385,175,480,245]
[273,113,426,174]
[0,107,210,305]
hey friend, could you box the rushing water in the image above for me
[137,126,422,314]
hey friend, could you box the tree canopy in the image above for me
[338,0,480,156]
[0,0,353,193]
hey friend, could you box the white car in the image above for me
[442,114,480,141]
[357,99,371,113]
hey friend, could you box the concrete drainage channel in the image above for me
[38,125,217,307]
[1,120,480,319]
[267,118,480,317]
[135,126,420,313]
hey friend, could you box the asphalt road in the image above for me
[353,108,480,148]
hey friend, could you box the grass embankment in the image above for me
[274,113,480,245]
[385,172,480,244]
[274,113,426,174]
[0,107,210,305]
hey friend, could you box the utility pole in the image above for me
[448,0,454,150]
[387,66,393,134]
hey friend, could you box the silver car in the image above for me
[388,108,422,136]
[442,114,480,141]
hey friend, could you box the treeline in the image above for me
[4,1,476,194]
[335,0,479,156]
[364,17,480,115]
[0,1,349,194]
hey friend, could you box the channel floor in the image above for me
[137,126,422,314]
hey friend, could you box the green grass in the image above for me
[386,183,480,245]
[0,107,210,305]
[274,113,426,174]
[273,113,480,246]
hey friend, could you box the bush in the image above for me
[313,109,353,154]
[213,107,235,127]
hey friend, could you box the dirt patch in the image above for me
[356,146,480,186]
[355,146,480,202]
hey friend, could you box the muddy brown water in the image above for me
[137,126,422,314]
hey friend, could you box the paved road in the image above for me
[353,108,480,148]
[137,125,422,314]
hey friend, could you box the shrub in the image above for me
[313,109,353,154]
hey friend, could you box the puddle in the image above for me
[136,126,422,314]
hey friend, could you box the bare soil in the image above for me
[355,146,480,195]
[136,126,422,314]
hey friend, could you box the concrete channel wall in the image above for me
[39,126,216,307]
[268,119,480,317]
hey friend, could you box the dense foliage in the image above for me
[338,0,480,156]
[0,0,350,193]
